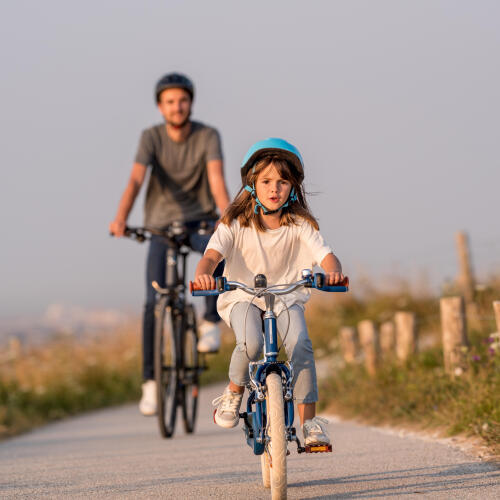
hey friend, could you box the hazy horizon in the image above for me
[1,0,499,318]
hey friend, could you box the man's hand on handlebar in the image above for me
[109,220,127,237]
[194,274,216,290]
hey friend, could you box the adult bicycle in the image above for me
[123,222,213,438]
[191,269,349,499]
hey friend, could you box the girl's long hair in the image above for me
[221,154,319,231]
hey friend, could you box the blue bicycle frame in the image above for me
[191,269,349,455]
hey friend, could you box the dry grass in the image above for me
[0,319,235,439]
[0,326,142,438]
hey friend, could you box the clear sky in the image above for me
[1,0,499,317]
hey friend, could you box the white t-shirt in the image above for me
[206,217,333,325]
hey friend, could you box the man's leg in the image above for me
[140,235,167,415]
[188,221,223,351]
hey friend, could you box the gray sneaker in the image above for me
[303,416,331,445]
[212,387,243,428]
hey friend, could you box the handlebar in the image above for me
[110,221,214,243]
[189,273,349,297]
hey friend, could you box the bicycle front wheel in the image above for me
[266,372,287,499]
[155,298,178,438]
[182,304,199,433]
[260,453,271,489]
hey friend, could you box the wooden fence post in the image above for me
[358,320,378,376]
[339,326,357,364]
[455,231,481,330]
[440,296,468,375]
[379,321,395,357]
[493,301,500,333]
[394,312,417,362]
[455,231,475,303]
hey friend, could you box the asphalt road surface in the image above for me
[1,383,498,499]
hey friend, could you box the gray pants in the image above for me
[229,302,318,404]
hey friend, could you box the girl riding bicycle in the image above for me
[194,138,344,446]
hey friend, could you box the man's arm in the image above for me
[206,159,231,216]
[109,163,147,237]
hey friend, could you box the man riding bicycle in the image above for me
[109,73,230,416]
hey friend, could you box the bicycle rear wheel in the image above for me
[155,298,179,438]
[266,372,287,499]
[182,304,199,433]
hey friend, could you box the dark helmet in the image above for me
[155,73,195,103]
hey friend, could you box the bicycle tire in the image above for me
[182,304,199,433]
[260,453,271,489]
[266,372,287,499]
[155,298,178,438]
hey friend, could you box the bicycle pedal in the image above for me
[305,444,332,453]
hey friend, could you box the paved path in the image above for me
[1,384,498,499]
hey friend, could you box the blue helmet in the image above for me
[240,138,305,182]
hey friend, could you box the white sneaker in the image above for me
[139,380,157,416]
[197,320,221,353]
[303,416,331,445]
[212,386,243,428]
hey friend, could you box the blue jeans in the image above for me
[142,221,223,380]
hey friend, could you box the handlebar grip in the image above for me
[190,276,228,296]
[339,276,349,287]
[189,281,213,292]
[189,281,218,296]
[314,275,349,292]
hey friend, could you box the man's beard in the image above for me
[167,110,191,129]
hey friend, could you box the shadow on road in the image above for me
[290,462,499,498]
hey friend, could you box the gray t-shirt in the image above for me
[135,121,223,229]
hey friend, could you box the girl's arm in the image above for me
[194,249,223,289]
[320,253,345,285]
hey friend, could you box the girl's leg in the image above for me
[298,404,316,425]
[276,305,318,425]
[213,302,263,428]
[228,302,264,388]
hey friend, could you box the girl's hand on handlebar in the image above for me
[194,274,216,290]
[325,271,345,285]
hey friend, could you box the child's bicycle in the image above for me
[190,269,349,499]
